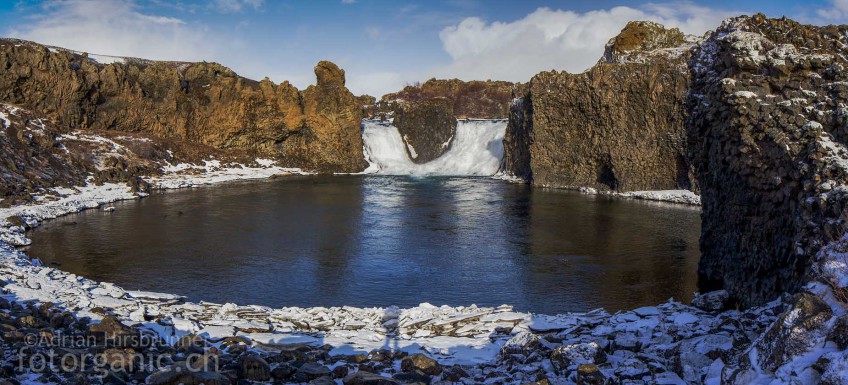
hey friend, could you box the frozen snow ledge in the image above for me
[616,189,701,206]
[571,186,702,206]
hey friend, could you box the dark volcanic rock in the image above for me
[392,97,457,163]
[502,21,697,192]
[0,40,366,173]
[755,293,832,371]
[687,14,848,307]
[375,78,517,120]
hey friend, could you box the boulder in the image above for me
[146,364,230,385]
[691,290,730,312]
[550,342,607,373]
[343,371,400,385]
[293,362,331,382]
[576,364,605,385]
[88,316,137,347]
[755,293,833,372]
[827,315,848,349]
[400,353,442,376]
[238,355,270,381]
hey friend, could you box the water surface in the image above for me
[26,176,701,314]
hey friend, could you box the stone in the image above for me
[238,355,270,381]
[293,363,331,382]
[309,376,336,385]
[500,331,543,358]
[391,369,430,383]
[576,364,605,385]
[270,363,296,381]
[343,371,400,385]
[101,348,138,373]
[88,316,136,347]
[550,342,607,373]
[400,353,442,376]
[691,290,730,312]
[827,314,848,349]
[440,364,469,382]
[756,293,833,372]
[332,365,350,378]
[146,364,230,385]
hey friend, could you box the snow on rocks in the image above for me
[0,225,788,385]
[617,189,702,205]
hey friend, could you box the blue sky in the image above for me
[2,1,845,96]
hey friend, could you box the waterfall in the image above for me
[361,120,507,176]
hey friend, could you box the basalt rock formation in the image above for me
[376,78,517,119]
[0,103,255,207]
[687,14,848,307]
[502,21,697,192]
[0,39,366,173]
[392,97,457,163]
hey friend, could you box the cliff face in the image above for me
[0,40,366,173]
[688,15,848,307]
[502,22,697,192]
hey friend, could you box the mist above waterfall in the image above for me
[362,120,506,176]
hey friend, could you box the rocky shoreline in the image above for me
[0,158,835,385]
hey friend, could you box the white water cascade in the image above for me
[361,120,507,176]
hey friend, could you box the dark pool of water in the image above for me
[25,176,701,314]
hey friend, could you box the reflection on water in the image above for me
[25,176,701,314]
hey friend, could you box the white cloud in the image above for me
[815,0,848,22]
[435,3,737,82]
[7,0,217,62]
[213,0,264,13]
[346,71,406,98]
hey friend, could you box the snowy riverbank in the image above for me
[0,161,842,385]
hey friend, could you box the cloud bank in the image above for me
[436,3,737,82]
[8,0,216,62]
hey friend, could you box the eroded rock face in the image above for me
[392,97,457,163]
[502,21,697,192]
[375,78,517,119]
[0,40,366,173]
[687,14,848,307]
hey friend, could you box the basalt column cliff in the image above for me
[502,22,697,192]
[0,39,366,173]
[688,15,848,307]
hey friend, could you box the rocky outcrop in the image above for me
[687,14,848,307]
[0,39,366,173]
[375,78,518,120]
[392,97,457,163]
[502,21,697,192]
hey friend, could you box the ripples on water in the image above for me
[26,176,701,314]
